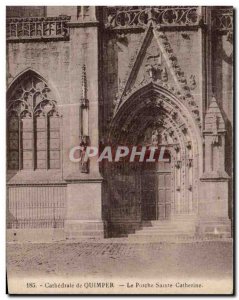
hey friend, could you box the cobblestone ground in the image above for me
[7,240,233,279]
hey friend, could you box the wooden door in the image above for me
[157,162,171,220]
[141,162,157,220]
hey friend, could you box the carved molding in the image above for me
[6,16,71,42]
[212,8,233,33]
[186,158,193,168]
[109,85,201,163]
[105,6,201,30]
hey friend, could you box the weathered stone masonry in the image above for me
[6,6,233,241]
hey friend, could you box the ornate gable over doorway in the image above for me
[113,24,200,126]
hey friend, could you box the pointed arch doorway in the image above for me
[105,83,201,236]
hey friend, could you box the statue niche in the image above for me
[145,51,168,82]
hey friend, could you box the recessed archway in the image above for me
[104,83,203,236]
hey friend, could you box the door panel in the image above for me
[165,174,171,187]
[157,172,171,220]
[141,173,157,220]
[141,162,172,221]
[158,175,165,187]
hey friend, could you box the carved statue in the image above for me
[145,52,168,82]
[151,129,159,146]
[161,67,168,82]
[161,132,168,144]
[189,75,196,90]
[80,135,89,173]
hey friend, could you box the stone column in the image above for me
[199,97,231,238]
[64,7,104,239]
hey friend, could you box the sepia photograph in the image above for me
[6,5,234,294]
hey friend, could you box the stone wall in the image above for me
[6,6,233,239]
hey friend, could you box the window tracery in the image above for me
[7,72,61,170]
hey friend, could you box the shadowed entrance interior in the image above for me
[105,85,202,237]
[104,148,173,237]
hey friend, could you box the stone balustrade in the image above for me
[105,6,200,30]
[6,16,71,42]
[212,8,233,33]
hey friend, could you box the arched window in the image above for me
[7,71,61,170]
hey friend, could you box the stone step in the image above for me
[172,214,197,218]
[199,220,232,237]
[66,236,103,241]
[141,221,154,227]
[142,225,178,230]
[131,218,197,239]
[150,219,196,225]
[137,228,195,234]
[204,225,231,232]
[172,220,196,224]
[172,219,196,223]
[201,222,232,227]
[139,226,181,231]
[66,230,104,238]
[65,221,104,231]
[146,221,178,227]
[204,232,231,239]
[173,217,196,220]
[141,223,195,231]
[173,225,196,230]
[128,234,195,242]
[131,231,195,237]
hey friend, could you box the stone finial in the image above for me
[77,6,96,22]
[81,64,88,108]
[204,96,225,132]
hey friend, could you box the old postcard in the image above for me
[6,6,234,295]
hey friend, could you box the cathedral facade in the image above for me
[6,6,233,241]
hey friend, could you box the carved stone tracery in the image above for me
[7,71,61,170]
[7,74,58,118]
[106,6,200,30]
[6,16,71,42]
[212,8,233,33]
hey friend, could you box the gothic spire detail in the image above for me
[81,64,89,108]
[204,96,225,132]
